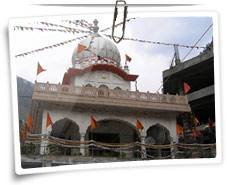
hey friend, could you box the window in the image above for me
[98,84,109,96]
[99,84,108,89]
[114,87,122,90]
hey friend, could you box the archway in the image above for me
[85,119,140,158]
[145,123,171,159]
[98,84,109,96]
[114,86,122,90]
[50,118,80,156]
[85,84,93,87]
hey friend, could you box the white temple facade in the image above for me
[31,20,191,160]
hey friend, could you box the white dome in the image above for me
[72,33,121,68]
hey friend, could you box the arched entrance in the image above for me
[145,123,171,159]
[50,118,80,156]
[85,119,140,158]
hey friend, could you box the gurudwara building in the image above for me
[30,20,190,162]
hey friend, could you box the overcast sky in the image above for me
[9,13,213,92]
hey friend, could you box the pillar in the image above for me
[80,133,86,156]
[40,134,49,155]
[170,137,176,159]
[141,131,147,159]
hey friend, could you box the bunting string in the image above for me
[62,19,94,31]
[14,33,206,58]
[104,34,206,49]
[14,17,207,58]
[15,35,89,58]
[99,17,136,32]
[14,25,92,34]
[39,21,93,33]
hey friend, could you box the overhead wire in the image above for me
[14,17,208,58]
[182,24,213,61]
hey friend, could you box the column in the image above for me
[141,132,147,159]
[171,136,177,159]
[80,133,86,156]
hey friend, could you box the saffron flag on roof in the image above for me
[37,62,46,76]
[26,115,33,130]
[90,116,97,129]
[176,123,183,136]
[46,112,53,128]
[77,44,87,54]
[125,54,132,62]
[183,82,191,94]
[136,119,144,130]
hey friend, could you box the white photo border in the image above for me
[9,10,221,175]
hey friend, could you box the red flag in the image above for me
[183,82,191,94]
[90,116,97,129]
[125,54,132,62]
[37,62,46,75]
[46,112,53,128]
[77,44,87,54]
[136,119,144,130]
[26,115,33,130]
[176,123,183,136]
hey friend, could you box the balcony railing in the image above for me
[33,82,188,106]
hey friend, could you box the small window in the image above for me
[99,84,108,89]
[98,85,109,96]
[114,87,122,90]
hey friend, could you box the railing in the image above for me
[21,134,216,163]
[34,82,188,105]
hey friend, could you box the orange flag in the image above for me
[46,112,53,128]
[183,82,191,94]
[77,44,87,54]
[37,62,46,75]
[90,116,97,129]
[125,54,132,62]
[26,115,33,130]
[176,123,183,136]
[136,119,144,130]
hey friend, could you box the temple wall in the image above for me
[41,108,178,143]
[72,71,131,90]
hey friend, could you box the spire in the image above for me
[93,19,99,33]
